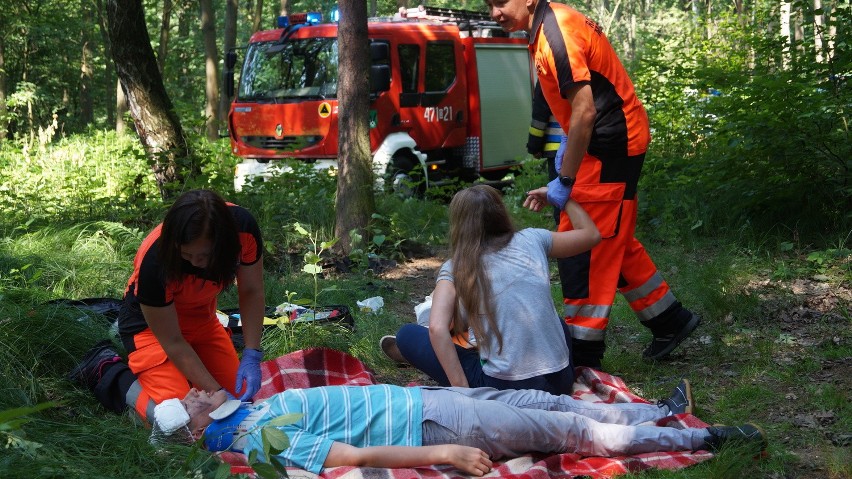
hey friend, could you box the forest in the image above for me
[0,0,850,478]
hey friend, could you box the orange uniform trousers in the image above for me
[558,152,678,343]
[125,319,239,422]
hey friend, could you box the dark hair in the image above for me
[448,185,515,354]
[158,189,240,285]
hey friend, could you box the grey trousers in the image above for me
[420,387,707,458]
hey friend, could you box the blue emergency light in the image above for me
[278,12,322,28]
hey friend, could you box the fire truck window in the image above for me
[424,42,455,92]
[398,44,420,93]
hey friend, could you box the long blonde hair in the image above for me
[448,185,515,353]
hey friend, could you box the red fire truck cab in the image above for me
[225,7,533,194]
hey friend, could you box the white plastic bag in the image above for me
[357,296,384,313]
[414,295,432,327]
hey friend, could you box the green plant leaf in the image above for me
[320,237,339,249]
[302,264,322,275]
[304,252,321,264]
[372,234,386,246]
[261,426,291,453]
[293,223,308,236]
[214,463,231,479]
[250,462,279,479]
[266,412,303,427]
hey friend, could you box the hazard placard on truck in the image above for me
[224,6,533,195]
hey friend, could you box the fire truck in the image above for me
[224,6,533,194]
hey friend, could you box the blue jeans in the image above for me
[395,323,574,395]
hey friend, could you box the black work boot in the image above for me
[571,338,606,369]
[641,302,701,360]
[67,340,122,391]
[704,423,768,454]
[658,378,693,415]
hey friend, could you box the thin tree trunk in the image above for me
[116,79,127,134]
[334,0,375,254]
[200,0,220,140]
[79,0,94,126]
[95,0,116,126]
[158,0,173,73]
[0,36,7,140]
[813,0,824,63]
[780,1,792,68]
[252,0,264,33]
[106,0,197,198]
[220,0,237,122]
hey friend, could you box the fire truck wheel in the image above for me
[386,153,424,198]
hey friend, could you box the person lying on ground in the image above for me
[153,378,766,476]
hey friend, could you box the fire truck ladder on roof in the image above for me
[393,5,507,37]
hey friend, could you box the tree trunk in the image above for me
[252,0,264,33]
[0,36,7,140]
[158,0,173,73]
[106,0,197,199]
[95,0,116,126]
[334,0,375,255]
[116,79,128,134]
[200,0,220,140]
[813,0,824,63]
[780,1,792,68]
[220,0,238,121]
[79,0,94,127]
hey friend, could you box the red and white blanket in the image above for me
[220,348,713,478]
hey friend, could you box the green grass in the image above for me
[1,131,850,478]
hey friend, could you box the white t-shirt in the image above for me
[438,228,571,380]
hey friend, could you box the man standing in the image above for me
[492,0,700,368]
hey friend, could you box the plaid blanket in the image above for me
[220,348,713,478]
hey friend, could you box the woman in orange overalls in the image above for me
[116,189,265,421]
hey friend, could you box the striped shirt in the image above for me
[242,385,423,474]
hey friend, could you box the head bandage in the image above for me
[154,398,191,435]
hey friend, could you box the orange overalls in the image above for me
[117,205,262,420]
[529,1,681,365]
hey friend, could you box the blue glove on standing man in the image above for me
[555,135,568,173]
[546,177,573,209]
[546,134,573,210]
[235,348,263,401]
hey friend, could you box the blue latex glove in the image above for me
[546,177,573,210]
[235,348,263,401]
[554,135,568,173]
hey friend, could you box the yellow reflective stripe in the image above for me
[529,126,545,136]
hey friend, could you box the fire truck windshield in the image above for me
[238,38,339,102]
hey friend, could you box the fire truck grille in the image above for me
[241,135,322,151]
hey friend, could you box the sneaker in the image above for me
[704,423,768,453]
[380,335,408,365]
[643,311,701,360]
[659,378,693,415]
[67,340,122,390]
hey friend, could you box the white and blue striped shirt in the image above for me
[242,385,423,474]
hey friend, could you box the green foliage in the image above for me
[0,402,58,457]
[633,5,851,242]
[291,221,339,310]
